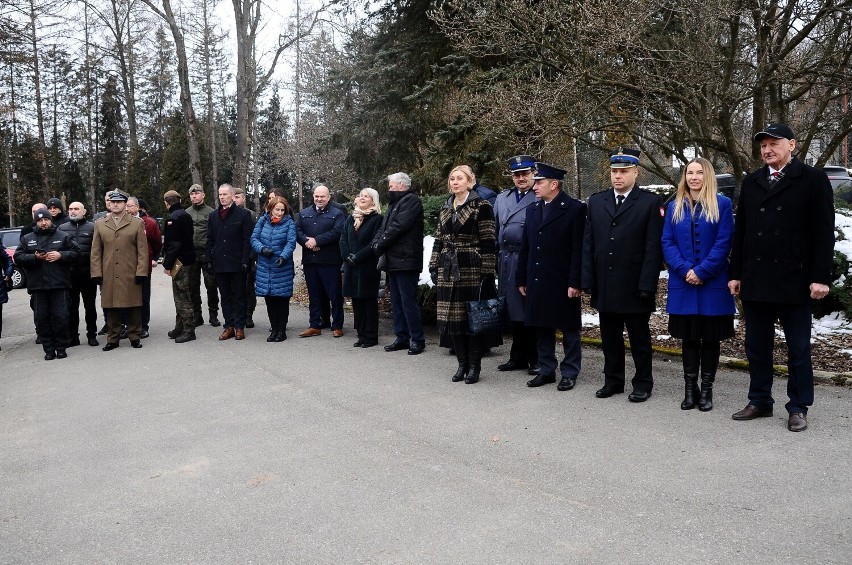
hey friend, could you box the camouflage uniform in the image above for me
[186,200,219,323]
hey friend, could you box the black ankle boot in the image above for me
[452,364,468,382]
[699,374,714,411]
[681,341,700,410]
[465,365,480,384]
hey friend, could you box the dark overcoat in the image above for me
[729,157,834,304]
[206,204,253,273]
[90,214,148,308]
[515,192,586,330]
[582,187,664,313]
[428,191,496,336]
[372,191,424,272]
[493,187,538,321]
[340,212,383,299]
[663,196,736,316]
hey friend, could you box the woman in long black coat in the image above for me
[340,188,383,347]
[429,165,498,384]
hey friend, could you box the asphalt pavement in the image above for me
[1,270,851,564]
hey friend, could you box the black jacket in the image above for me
[729,157,834,304]
[58,218,95,277]
[372,191,424,272]
[162,204,197,270]
[206,203,253,273]
[582,187,664,313]
[14,226,80,292]
[296,204,345,265]
[340,212,383,299]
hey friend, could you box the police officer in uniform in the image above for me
[493,155,540,375]
[517,163,586,391]
[162,190,197,343]
[582,148,664,402]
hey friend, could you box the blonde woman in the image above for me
[340,188,384,347]
[662,158,735,411]
[429,165,497,384]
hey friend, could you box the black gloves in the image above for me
[261,247,274,258]
[135,275,146,285]
[637,290,655,303]
[92,276,102,285]
[345,253,357,266]
[274,257,285,268]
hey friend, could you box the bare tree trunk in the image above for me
[84,3,97,211]
[141,0,203,186]
[29,0,51,198]
[202,0,219,192]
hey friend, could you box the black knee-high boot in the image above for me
[699,340,720,411]
[466,335,483,384]
[681,340,701,410]
[451,334,468,382]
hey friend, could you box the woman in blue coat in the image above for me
[1,249,14,351]
[662,158,736,411]
[251,195,297,342]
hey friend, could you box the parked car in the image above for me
[715,173,737,201]
[0,226,26,289]
[823,165,852,196]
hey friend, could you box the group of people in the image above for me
[2,123,834,433]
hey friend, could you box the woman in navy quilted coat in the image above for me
[251,195,297,342]
[662,158,735,412]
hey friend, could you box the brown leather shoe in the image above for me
[332,329,344,338]
[235,328,246,340]
[218,327,235,341]
[732,404,773,420]
[299,328,322,338]
[788,412,808,432]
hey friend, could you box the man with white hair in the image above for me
[372,172,426,355]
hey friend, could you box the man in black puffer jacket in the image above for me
[58,201,99,347]
[15,208,81,360]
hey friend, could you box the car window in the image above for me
[1,230,21,248]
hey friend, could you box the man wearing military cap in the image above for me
[493,155,540,375]
[582,147,664,402]
[728,123,834,432]
[90,190,149,350]
[186,183,220,327]
[516,163,586,391]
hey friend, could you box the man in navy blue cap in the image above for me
[516,162,586,390]
[494,155,541,375]
[729,124,834,432]
[582,147,664,402]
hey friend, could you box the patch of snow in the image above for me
[582,313,599,327]
[421,236,435,287]
[813,311,852,335]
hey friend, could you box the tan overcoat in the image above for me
[90,213,148,308]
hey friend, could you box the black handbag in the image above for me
[466,279,505,335]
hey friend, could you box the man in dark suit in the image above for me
[582,147,664,402]
[494,155,541,376]
[728,124,834,432]
[206,183,254,341]
[517,163,586,391]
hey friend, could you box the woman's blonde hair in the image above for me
[357,187,381,214]
[447,165,475,192]
[671,157,720,224]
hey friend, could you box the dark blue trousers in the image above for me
[33,289,70,353]
[304,264,344,330]
[388,270,424,345]
[534,327,581,378]
[216,271,248,329]
[743,301,814,414]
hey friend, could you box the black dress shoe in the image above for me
[353,339,364,347]
[140,330,150,339]
[68,337,81,347]
[44,351,56,361]
[788,413,808,432]
[497,360,525,372]
[384,340,410,352]
[732,404,773,421]
[245,318,255,329]
[87,337,99,347]
[102,342,119,351]
[527,363,540,375]
[407,342,426,355]
[130,340,143,349]
[360,340,378,348]
[119,325,128,339]
[55,349,68,359]
[628,390,652,402]
[557,377,576,391]
[595,385,624,398]
[209,315,221,327]
[527,373,556,387]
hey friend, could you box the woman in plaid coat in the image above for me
[429,165,498,384]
